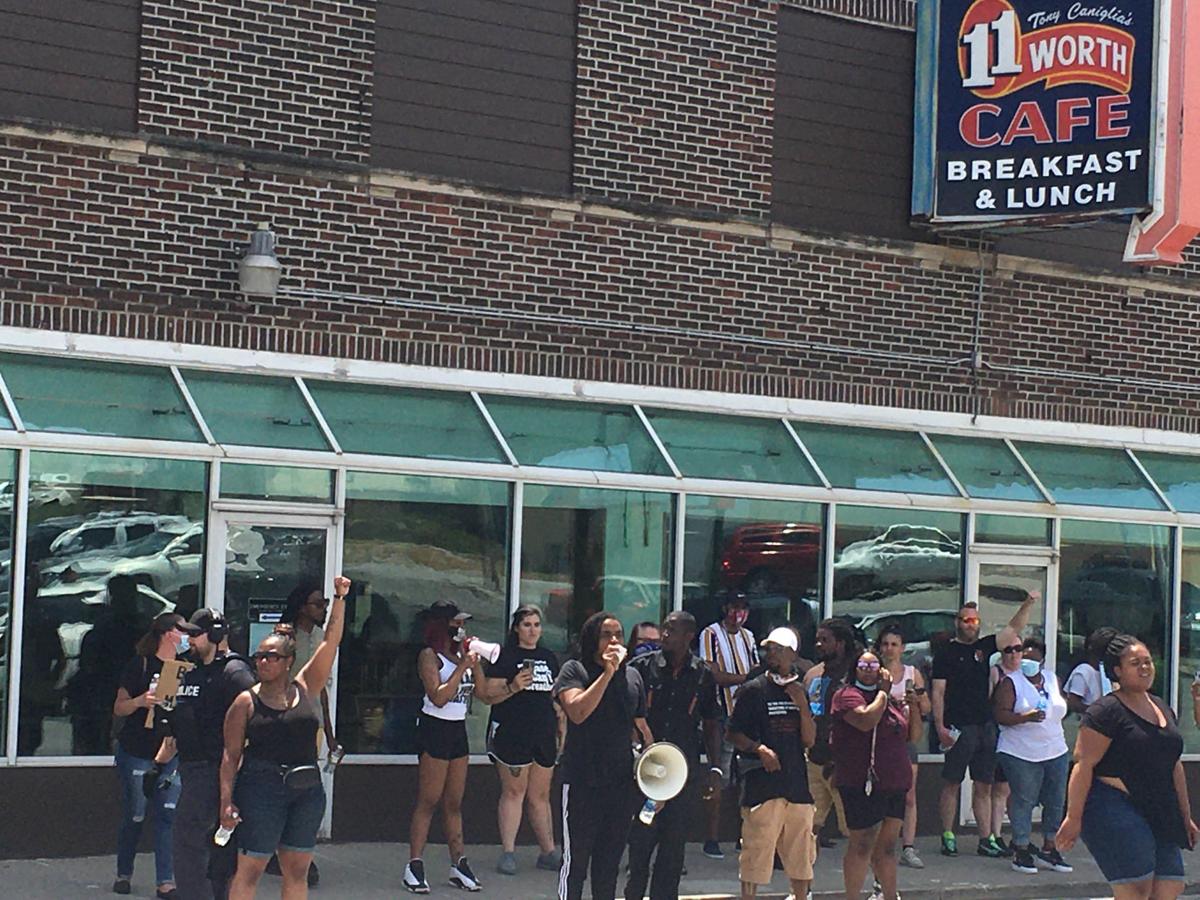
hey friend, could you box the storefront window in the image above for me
[682,495,823,658]
[220,463,334,503]
[1015,443,1164,510]
[1136,451,1200,513]
[832,506,963,673]
[973,514,1052,545]
[1180,528,1200,752]
[928,434,1044,502]
[520,484,673,655]
[794,423,957,496]
[337,472,510,755]
[0,450,18,750]
[1057,520,1171,698]
[19,452,207,757]
[180,370,330,451]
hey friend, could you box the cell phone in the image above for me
[913,687,927,695]
[520,661,535,672]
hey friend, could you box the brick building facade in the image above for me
[3,0,1200,859]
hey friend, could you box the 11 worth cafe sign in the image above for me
[911,0,1200,263]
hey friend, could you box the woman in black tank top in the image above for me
[218,575,350,900]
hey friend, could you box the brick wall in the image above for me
[4,131,1200,432]
[139,0,374,162]
[573,0,778,216]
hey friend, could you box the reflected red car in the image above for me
[718,522,821,596]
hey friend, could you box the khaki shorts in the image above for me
[739,798,816,885]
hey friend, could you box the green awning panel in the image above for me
[1132,451,1200,512]
[480,396,670,475]
[1014,442,1164,510]
[180,370,330,451]
[929,434,1043,502]
[792,422,957,496]
[643,408,819,485]
[305,380,504,463]
[1,354,200,441]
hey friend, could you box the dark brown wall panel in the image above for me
[0,1,138,133]
[372,0,574,194]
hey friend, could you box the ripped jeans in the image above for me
[115,743,181,885]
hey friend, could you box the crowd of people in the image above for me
[100,577,1199,900]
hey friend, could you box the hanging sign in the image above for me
[912,0,1160,226]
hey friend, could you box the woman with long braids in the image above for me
[484,605,562,876]
[218,575,350,900]
[1057,634,1199,899]
[402,600,488,894]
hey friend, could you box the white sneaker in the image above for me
[403,859,430,894]
[449,856,482,892]
[899,845,925,868]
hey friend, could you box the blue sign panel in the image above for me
[913,0,1158,225]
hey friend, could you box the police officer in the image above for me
[164,609,255,900]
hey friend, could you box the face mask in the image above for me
[1020,658,1041,678]
[855,679,877,692]
[176,634,190,654]
[631,641,661,658]
[452,626,466,643]
[769,672,798,686]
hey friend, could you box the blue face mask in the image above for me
[176,634,190,655]
[855,679,876,692]
[1020,658,1041,678]
[631,641,661,658]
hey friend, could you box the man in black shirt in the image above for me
[553,611,648,900]
[164,609,255,900]
[624,611,721,900]
[931,592,1038,858]
[728,627,816,900]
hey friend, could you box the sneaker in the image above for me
[940,831,958,856]
[1034,846,1073,873]
[535,848,562,871]
[993,835,1014,858]
[977,836,1003,858]
[1011,846,1038,874]
[112,879,132,896]
[868,879,884,900]
[266,854,282,876]
[403,859,431,894]
[496,851,517,876]
[307,861,319,887]
[900,845,924,868]
[702,840,724,860]
[449,857,481,892]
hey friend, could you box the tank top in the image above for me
[888,665,917,702]
[421,652,473,721]
[997,669,1068,763]
[244,682,320,767]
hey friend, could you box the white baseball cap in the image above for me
[761,626,798,652]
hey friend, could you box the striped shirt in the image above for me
[699,622,758,717]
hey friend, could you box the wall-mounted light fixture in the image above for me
[238,224,282,297]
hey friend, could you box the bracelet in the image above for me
[505,681,514,695]
[710,766,724,777]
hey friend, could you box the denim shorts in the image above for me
[234,760,326,857]
[1080,781,1184,885]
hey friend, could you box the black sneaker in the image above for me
[112,879,132,896]
[449,856,481,892]
[307,860,320,886]
[977,837,1003,858]
[403,859,430,894]
[993,836,1014,858]
[1034,846,1073,873]
[702,840,724,860]
[1011,846,1038,874]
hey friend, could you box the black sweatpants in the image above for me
[624,782,695,900]
[173,760,234,900]
[560,780,634,900]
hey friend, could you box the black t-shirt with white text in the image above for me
[553,659,645,786]
[166,653,256,763]
[728,675,813,808]
[931,634,998,727]
[487,645,559,735]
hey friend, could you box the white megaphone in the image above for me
[635,742,689,805]
[464,637,502,664]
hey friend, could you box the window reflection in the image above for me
[1180,529,1200,751]
[682,495,823,658]
[0,451,16,750]
[520,485,672,656]
[337,473,509,755]
[19,452,206,757]
[832,506,963,674]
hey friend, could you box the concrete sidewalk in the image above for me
[2,837,1198,899]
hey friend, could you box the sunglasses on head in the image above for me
[1001,644,1023,654]
[857,660,881,671]
[255,651,292,662]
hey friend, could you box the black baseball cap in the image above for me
[428,599,472,621]
[156,611,201,636]
[187,608,223,635]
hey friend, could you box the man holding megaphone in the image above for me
[625,611,722,900]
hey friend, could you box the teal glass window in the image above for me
[481,396,670,474]
[1014,442,1163,510]
[791,422,957,495]
[643,409,820,485]
[1133,451,1200,513]
[221,463,334,503]
[974,514,1052,545]
[181,371,330,451]
[929,434,1043,502]
[0,354,200,441]
[304,381,504,463]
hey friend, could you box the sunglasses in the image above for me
[254,651,293,663]
[856,660,881,671]
[1001,645,1023,654]
[958,617,980,625]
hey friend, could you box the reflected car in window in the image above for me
[855,608,956,669]
[717,522,821,596]
[834,524,961,597]
[43,525,203,603]
[47,511,192,557]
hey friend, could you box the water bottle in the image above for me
[214,820,237,847]
[638,798,659,826]
[939,725,960,752]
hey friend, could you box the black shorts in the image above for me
[487,719,556,769]
[837,785,907,832]
[941,722,998,785]
[416,713,469,761]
